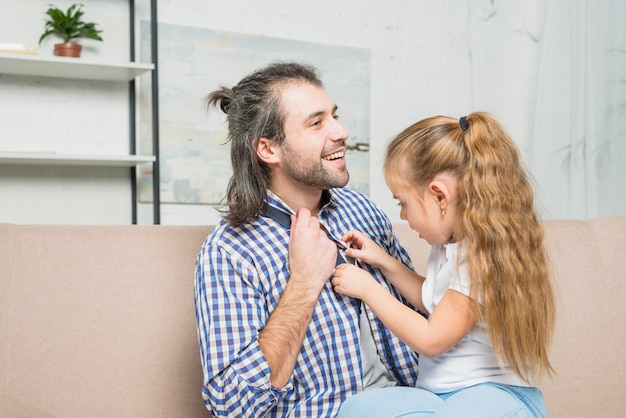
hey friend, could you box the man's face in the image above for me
[277,82,350,190]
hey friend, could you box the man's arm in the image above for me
[258,208,337,387]
[195,236,284,416]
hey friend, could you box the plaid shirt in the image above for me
[194,188,419,417]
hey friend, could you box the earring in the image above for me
[441,210,446,216]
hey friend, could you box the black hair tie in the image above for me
[220,99,231,114]
[459,116,469,131]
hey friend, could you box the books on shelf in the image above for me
[0,43,38,55]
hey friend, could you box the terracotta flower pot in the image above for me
[54,42,82,58]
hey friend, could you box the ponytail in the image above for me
[385,112,556,383]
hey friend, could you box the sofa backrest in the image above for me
[1,216,625,417]
[0,224,213,417]
[394,216,626,418]
[542,217,625,417]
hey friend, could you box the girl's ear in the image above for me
[428,179,453,212]
[256,137,279,164]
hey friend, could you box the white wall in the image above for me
[1,0,558,224]
[143,0,468,225]
[151,0,545,225]
[147,0,474,225]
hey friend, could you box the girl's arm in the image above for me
[342,230,425,309]
[332,265,478,357]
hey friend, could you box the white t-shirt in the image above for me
[417,242,531,393]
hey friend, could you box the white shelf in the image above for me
[0,52,154,81]
[0,152,156,167]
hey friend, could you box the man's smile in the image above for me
[322,150,345,161]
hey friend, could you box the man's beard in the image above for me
[281,141,350,189]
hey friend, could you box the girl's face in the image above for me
[389,181,457,246]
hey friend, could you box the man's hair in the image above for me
[205,61,323,227]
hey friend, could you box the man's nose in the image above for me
[329,118,349,141]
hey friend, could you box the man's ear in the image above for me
[256,137,279,164]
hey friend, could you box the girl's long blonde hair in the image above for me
[385,112,555,383]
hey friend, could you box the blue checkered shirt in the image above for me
[194,188,420,417]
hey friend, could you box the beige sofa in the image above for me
[1,216,624,417]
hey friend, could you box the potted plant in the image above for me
[38,3,103,58]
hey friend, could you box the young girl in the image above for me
[332,112,556,418]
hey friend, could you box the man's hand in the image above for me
[289,208,337,298]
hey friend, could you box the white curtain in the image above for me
[530,0,626,219]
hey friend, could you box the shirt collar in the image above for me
[266,189,335,215]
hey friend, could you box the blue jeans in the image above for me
[337,383,547,418]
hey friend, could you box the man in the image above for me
[194,61,419,417]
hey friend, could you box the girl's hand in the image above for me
[342,230,391,269]
[331,263,379,301]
